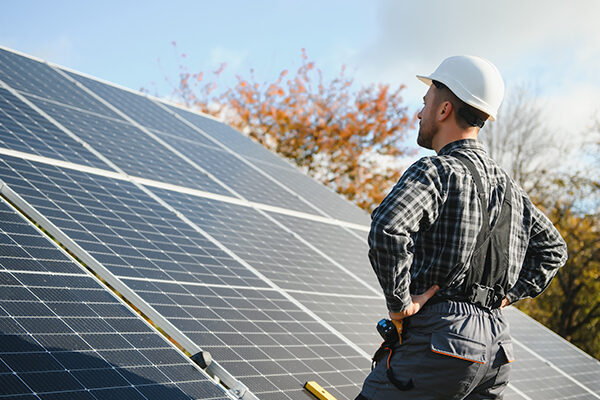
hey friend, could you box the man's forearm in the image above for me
[368,248,413,312]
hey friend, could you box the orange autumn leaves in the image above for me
[172,49,416,211]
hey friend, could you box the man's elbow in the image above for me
[544,226,568,268]
[368,217,390,249]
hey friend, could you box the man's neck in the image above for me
[433,128,479,154]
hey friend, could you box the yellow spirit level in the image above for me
[303,381,338,400]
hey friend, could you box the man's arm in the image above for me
[505,201,568,304]
[368,158,444,313]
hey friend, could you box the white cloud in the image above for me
[352,0,600,109]
[543,82,600,136]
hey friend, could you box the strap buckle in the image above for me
[467,283,505,309]
[468,283,494,309]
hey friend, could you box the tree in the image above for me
[169,48,416,211]
[478,84,567,199]
[517,183,600,358]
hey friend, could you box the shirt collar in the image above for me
[438,139,486,156]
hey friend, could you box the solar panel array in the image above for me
[0,46,598,400]
[0,196,231,400]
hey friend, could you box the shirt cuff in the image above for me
[505,290,521,305]
[386,290,412,313]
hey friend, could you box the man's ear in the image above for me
[438,101,453,122]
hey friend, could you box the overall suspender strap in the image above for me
[455,155,491,246]
[453,154,513,309]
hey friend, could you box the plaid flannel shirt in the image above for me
[369,139,568,312]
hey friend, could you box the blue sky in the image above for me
[2,1,600,144]
[1,1,378,94]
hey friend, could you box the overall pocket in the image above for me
[430,331,487,364]
[411,331,487,399]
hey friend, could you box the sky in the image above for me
[2,1,600,154]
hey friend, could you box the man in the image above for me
[356,56,568,400]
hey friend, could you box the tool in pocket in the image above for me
[371,318,414,391]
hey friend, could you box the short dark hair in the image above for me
[432,80,488,129]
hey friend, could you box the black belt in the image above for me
[425,290,502,310]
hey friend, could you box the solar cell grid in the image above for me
[508,338,595,400]
[0,197,230,400]
[165,104,298,171]
[245,213,390,354]
[0,48,119,118]
[250,160,371,226]
[0,155,266,289]
[289,292,384,355]
[66,70,220,148]
[0,157,373,400]
[267,212,378,290]
[499,386,525,400]
[349,227,369,242]
[151,187,370,295]
[26,96,232,196]
[164,103,373,227]
[0,88,109,169]
[122,279,368,400]
[153,132,322,214]
[505,308,600,394]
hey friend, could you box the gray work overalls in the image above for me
[357,156,516,400]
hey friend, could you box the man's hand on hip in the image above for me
[389,285,440,321]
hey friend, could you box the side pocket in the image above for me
[499,341,515,363]
[430,331,487,364]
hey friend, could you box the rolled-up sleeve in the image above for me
[506,203,568,304]
[368,158,444,312]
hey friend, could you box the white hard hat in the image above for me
[417,55,504,121]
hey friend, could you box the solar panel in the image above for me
[145,189,390,354]
[22,95,232,196]
[507,339,596,399]
[0,155,264,289]
[288,291,384,354]
[123,279,368,400]
[0,48,119,118]
[0,88,108,169]
[66,70,220,149]
[254,215,387,353]
[265,213,376,287]
[0,46,598,400]
[161,103,372,226]
[164,104,299,171]
[147,132,327,215]
[56,70,349,219]
[505,307,600,395]
[0,156,370,399]
[241,160,371,226]
[0,196,230,400]
[150,188,372,295]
